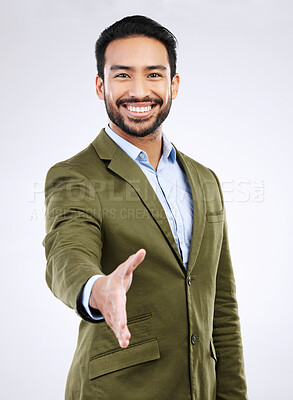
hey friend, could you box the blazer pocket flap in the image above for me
[89,339,160,380]
[210,340,217,362]
[206,211,224,223]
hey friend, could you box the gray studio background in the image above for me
[1,0,292,399]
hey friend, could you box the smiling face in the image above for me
[96,36,179,139]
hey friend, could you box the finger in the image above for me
[118,325,131,348]
[113,295,131,348]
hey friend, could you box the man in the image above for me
[44,15,248,400]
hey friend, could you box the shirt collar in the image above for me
[105,125,176,164]
[162,134,176,163]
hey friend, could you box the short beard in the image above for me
[104,94,172,138]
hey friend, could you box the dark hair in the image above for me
[95,15,178,81]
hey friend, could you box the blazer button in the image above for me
[188,276,192,286]
[191,334,197,345]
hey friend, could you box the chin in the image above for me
[125,124,161,138]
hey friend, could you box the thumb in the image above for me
[124,249,146,276]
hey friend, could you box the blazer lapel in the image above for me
[174,148,207,274]
[92,129,185,272]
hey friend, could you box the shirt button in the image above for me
[139,153,145,158]
[188,276,192,286]
[191,334,197,345]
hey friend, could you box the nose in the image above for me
[128,76,150,99]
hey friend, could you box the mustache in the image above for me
[117,96,163,107]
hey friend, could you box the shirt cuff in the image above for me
[81,275,105,320]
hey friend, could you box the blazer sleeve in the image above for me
[43,162,104,320]
[210,171,248,399]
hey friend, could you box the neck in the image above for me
[109,121,163,171]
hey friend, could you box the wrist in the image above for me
[89,275,107,310]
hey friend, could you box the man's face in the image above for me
[96,36,179,138]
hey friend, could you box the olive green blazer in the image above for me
[44,128,248,400]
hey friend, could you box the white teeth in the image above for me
[127,105,152,113]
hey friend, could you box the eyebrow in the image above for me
[110,65,133,71]
[110,64,167,72]
[145,65,167,71]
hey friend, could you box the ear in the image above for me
[171,73,180,100]
[96,75,105,100]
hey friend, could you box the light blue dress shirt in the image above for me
[82,125,194,319]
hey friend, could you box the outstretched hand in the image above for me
[89,249,146,348]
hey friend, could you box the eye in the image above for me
[115,73,130,78]
[149,73,162,78]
